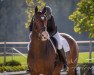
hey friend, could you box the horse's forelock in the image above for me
[35,11,43,16]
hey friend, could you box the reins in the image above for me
[48,38,57,54]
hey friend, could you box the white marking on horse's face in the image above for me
[41,16,45,20]
[41,31,49,41]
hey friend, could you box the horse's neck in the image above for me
[30,31,55,58]
[31,32,48,57]
[31,31,45,49]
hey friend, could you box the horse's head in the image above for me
[33,6,49,41]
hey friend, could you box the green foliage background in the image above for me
[25,0,46,28]
[69,0,94,38]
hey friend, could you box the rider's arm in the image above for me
[29,16,34,31]
[47,16,57,36]
[29,16,34,40]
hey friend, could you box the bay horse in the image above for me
[27,6,79,75]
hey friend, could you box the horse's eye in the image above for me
[41,16,44,20]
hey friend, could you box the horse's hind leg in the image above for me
[67,65,77,75]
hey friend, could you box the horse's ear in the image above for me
[42,7,46,14]
[35,6,38,14]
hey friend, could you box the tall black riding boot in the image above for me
[57,48,68,69]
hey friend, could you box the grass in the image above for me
[0,66,28,72]
[0,55,27,65]
[0,52,94,65]
[78,52,94,63]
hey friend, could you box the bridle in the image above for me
[32,11,57,53]
[32,14,47,39]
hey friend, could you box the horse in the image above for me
[27,6,79,75]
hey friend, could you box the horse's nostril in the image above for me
[44,37,46,39]
[42,34,44,37]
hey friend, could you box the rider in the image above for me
[29,6,68,69]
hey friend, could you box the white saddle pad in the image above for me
[53,32,70,52]
[60,35,70,52]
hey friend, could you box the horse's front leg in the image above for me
[30,70,39,75]
[52,62,63,75]
[45,71,53,75]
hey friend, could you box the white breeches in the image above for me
[53,32,70,52]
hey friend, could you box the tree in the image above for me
[25,0,45,28]
[69,0,94,38]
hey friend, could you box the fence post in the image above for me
[4,41,6,65]
[12,48,13,61]
[77,67,81,75]
[89,40,92,63]
[92,66,94,74]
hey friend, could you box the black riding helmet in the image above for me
[42,6,52,20]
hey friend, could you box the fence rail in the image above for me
[0,42,29,44]
[0,41,94,75]
[0,40,94,65]
[0,41,94,44]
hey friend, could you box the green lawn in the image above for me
[0,55,27,65]
[0,52,94,65]
[78,52,94,63]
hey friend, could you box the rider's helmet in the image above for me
[43,6,52,20]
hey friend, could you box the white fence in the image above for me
[0,40,94,44]
[0,41,94,65]
[0,41,94,75]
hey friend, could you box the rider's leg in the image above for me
[53,32,68,69]
[57,48,68,69]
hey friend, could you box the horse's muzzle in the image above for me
[41,31,49,41]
